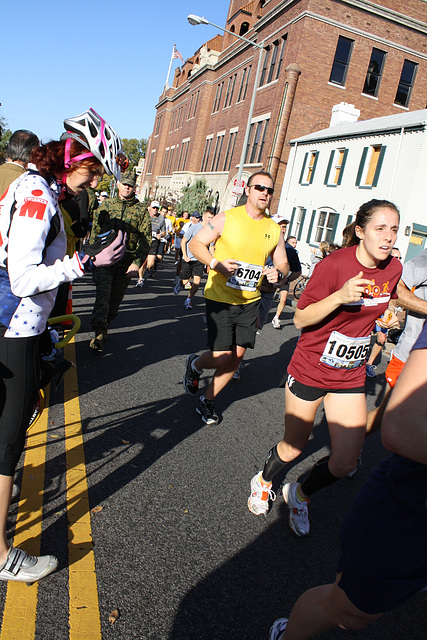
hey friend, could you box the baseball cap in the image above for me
[100,191,108,197]
[151,200,160,208]
[271,214,289,225]
[191,211,202,219]
[121,170,136,187]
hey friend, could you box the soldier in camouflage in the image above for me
[89,170,151,351]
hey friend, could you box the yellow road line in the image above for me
[0,389,50,640]
[64,342,101,640]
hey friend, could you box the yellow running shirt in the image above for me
[205,206,281,305]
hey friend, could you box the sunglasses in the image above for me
[250,184,274,196]
[116,152,130,171]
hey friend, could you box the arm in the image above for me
[181,236,190,261]
[396,279,427,315]
[294,271,375,330]
[271,233,289,278]
[382,346,427,464]
[134,210,151,267]
[188,212,239,277]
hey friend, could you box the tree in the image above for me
[121,138,147,170]
[0,115,11,165]
[95,174,116,197]
[176,178,214,215]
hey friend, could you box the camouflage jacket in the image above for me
[90,195,151,267]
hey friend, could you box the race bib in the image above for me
[320,331,370,370]
[226,261,263,291]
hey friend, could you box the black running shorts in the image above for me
[205,298,260,351]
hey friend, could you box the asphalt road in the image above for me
[2,253,425,639]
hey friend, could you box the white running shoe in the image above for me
[248,472,276,515]
[0,547,58,583]
[272,316,281,329]
[282,482,310,536]
[269,618,288,640]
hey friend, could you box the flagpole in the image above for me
[164,44,176,89]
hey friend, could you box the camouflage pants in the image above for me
[90,254,134,332]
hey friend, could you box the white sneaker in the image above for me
[282,482,310,536]
[0,547,58,583]
[248,472,276,515]
[272,316,281,329]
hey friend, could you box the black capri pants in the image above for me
[0,327,40,475]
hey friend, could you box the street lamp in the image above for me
[187,14,265,195]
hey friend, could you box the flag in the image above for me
[172,45,184,63]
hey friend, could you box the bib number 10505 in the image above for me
[320,331,370,370]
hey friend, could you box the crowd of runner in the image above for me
[0,116,425,639]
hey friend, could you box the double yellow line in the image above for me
[0,341,101,640]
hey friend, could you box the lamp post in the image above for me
[187,14,265,200]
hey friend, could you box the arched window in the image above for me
[240,22,249,36]
[230,25,235,33]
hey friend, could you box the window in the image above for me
[240,22,249,36]
[299,151,319,184]
[275,35,287,79]
[176,106,182,130]
[324,148,348,185]
[170,111,176,132]
[329,36,354,86]
[191,91,199,118]
[187,94,194,120]
[166,146,175,174]
[212,82,224,113]
[245,118,269,164]
[223,129,238,171]
[154,116,161,136]
[177,139,190,171]
[362,48,386,97]
[314,211,338,243]
[147,150,155,174]
[259,46,270,86]
[356,145,386,188]
[394,60,418,108]
[267,40,279,84]
[201,136,213,172]
[211,133,225,172]
[224,74,237,108]
[161,148,170,175]
[237,66,251,102]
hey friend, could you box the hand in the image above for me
[376,310,400,330]
[93,231,127,267]
[337,271,374,304]
[183,256,190,262]
[216,259,239,277]
[262,266,279,284]
[126,262,140,279]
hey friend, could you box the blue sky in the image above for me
[1,0,230,143]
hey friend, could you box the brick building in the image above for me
[140,0,427,212]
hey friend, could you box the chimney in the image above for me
[330,102,360,127]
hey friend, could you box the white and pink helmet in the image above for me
[63,108,128,181]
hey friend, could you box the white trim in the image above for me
[250,112,271,124]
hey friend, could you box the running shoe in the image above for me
[272,316,281,329]
[89,333,104,352]
[173,281,183,295]
[196,397,219,425]
[184,282,192,290]
[184,298,192,310]
[0,547,58,583]
[135,278,145,288]
[346,453,362,479]
[269,618,288,640]
[232,363,242,381]
[248,472,276,515]
[365,364,376,377]
[183,354,200,396]
[282,482,310,536]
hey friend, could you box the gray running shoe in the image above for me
[0,547,58,583]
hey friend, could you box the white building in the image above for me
[277,107,427,266]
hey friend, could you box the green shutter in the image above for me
[309,152,319,184]
[346,214,353,226]
[289,207,296,231]
[298,209,306,241]
[324,151,334,185]
[337,149,348,185]
[372,145,386,187]
[307,210,316,243]
[299,152,308,184]
[356,147,369,186]
[331,213,339,241]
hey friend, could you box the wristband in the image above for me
[209,258,217,270]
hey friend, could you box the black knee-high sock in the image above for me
[262,444,287,483]
[301,456,340,497]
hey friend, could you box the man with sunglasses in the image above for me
[89,170,151,351]
[182,170,289,425]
